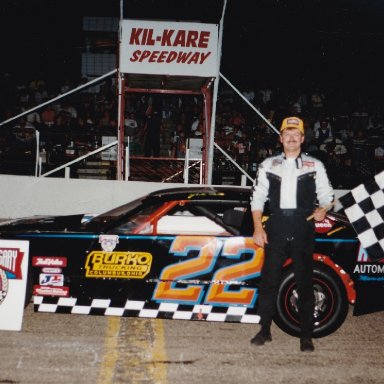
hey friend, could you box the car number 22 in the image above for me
[153,236,263,307]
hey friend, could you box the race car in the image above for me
[0,186,383,338]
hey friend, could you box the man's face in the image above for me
[280,128,304,153]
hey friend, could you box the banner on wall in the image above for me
[120,19,219,76]
[0,240,29,331]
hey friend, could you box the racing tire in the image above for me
[274,263,349,338]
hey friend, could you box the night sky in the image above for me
[1,0,384,93]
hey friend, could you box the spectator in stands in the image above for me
[258,81,273,106]
[297,87,309,113]
[351,129,370,174]
[319,137,348,163]
[108,117,118,136]
[288,92,302,115]
[242,85,255,103]
[99,77,115,102]
[232,109,246,129]
[233,130,250,168]
[374,143,384,161]
[97,110,112,135]
[124,112,139,137]
[310,86,325,113]
[41,104,57,128]
[350,98,369,132]
[57,100,78,120]
[33,83,49,104]
[303,117,317,153]
[71,116,94,147]
[29,75,45,93]
[51,114,71,138]
[22,103,41,128]
[59,78,72,94]
[17,85,31,107]
[0,131,9,160]
[143,106,163,157]
[366,115,383,138]
[333,97,351,137]
[12,116,36,144]
[190,113,201,137]
[314,117,333,145]
[170,130,186,158]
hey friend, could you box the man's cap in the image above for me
[280,117,304,135]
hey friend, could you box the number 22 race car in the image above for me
[0,186,383,338]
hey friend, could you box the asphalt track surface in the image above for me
[1,304,383,384]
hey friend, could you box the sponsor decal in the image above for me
[42,267,62,274]
[315,217,335,233]
[85,251,152,279]
[303,160,315,167]
[272,159,283,166]
[32,256,67,267]
[33,285,69,297]
[354,264,384,274]
[39,274,64,286]
[0,247,24,279]
[99,234,119,252]
[359,276,384,281]
[187,192,224,199]
[357,245,369,262]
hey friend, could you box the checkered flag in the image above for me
[339,170,384,261]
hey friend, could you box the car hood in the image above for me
[0,214,86,233]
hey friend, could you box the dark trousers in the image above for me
[144,135,160,157]
[257,214,315,338]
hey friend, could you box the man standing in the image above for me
[144,106,162,157]
[250,116,334,352]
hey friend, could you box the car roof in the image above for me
[146,186,252,203]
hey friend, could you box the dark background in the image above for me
[1,0,384,92]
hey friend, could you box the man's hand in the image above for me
[252,210,268,247]
[253,226,268,248]
[312,207,327,222]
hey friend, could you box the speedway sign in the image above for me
[120,19,219,77]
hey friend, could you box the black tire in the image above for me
[274,263,349,338]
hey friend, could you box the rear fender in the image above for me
[283,253,356,304]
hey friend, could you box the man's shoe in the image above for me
[300,338,314,352]
[250,329,272,346]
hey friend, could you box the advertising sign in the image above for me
[188,138,203,159]
[0,240,29,331]
[120,19,218,76]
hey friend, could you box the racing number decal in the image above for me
[153,236,263,307]
[153,236,220,303]
[206,238,262,306]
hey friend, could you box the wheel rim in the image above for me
[282,276,337,329]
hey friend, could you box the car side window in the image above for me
[157,209,230,235]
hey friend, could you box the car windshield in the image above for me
[84,197,149,230]
[111,202,166,233]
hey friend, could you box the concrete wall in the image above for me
[0,175,348,219]
[0,175,185,219]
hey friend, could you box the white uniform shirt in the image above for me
[251,153,334,212]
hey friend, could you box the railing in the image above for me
[17,130,204,183]
[40,139,118,178]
